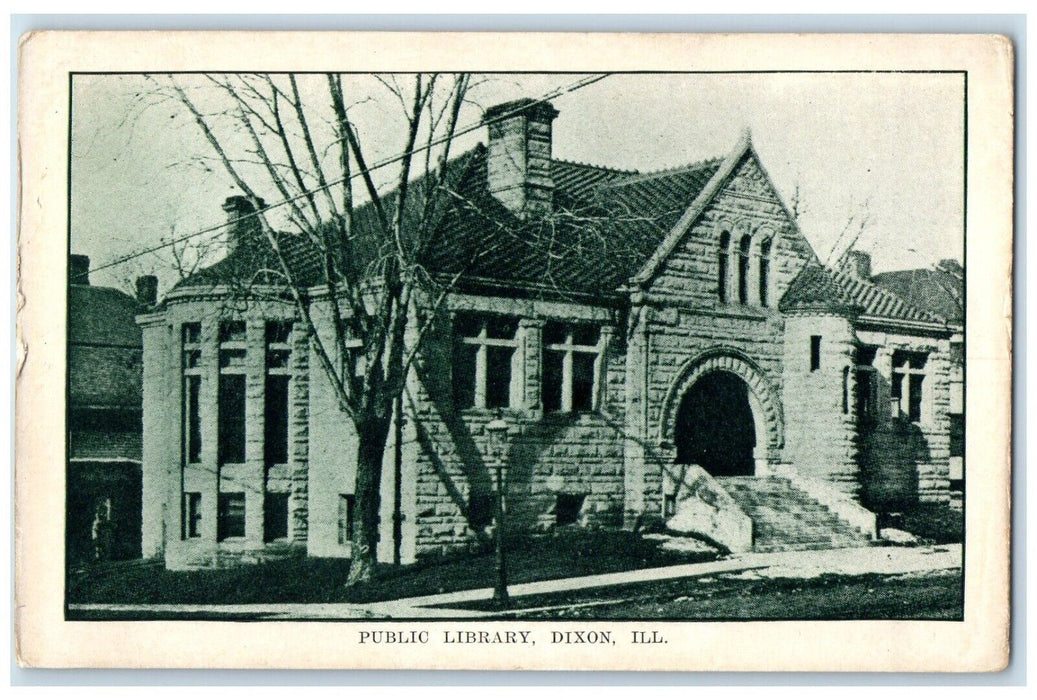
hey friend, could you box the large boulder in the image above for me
[665,465,753,553]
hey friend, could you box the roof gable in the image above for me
[629,131,816,288]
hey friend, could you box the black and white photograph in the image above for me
[16,31,1011,671]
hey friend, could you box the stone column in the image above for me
[199,317,220,555]
[622,306,649,528]
[245,320,266,548]
[519,318,544,412]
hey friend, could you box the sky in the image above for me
[70,72,965,293]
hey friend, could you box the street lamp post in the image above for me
[485,411,510,608]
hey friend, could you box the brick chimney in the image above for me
[483,99,559,218]
[222,195,266,255]
[69,254,90,285]
[135,275,158,307]
[843,250,872,280]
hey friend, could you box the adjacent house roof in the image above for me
[68,283,143,409]
[69,284,143,348]
[779,262,948,325]
[870,263,964,325]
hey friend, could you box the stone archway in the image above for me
[675,371,756,476]
[660,348,783,473]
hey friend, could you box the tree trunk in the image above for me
[346,414,392,585]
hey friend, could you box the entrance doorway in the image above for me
[675,371,756,476]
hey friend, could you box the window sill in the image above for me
[709,303,773,321]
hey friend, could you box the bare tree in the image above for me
[149,72,473,583]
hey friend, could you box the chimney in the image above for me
[69,254,90,285]
[222,195,266,255]
[135,275,158,307]
[483,99,559,218]
[843,250,872,280]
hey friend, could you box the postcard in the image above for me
[15,31,1012,671]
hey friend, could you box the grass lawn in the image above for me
[67,530,719,606]
[449,569,964,620]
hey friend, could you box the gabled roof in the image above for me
[174,143,726,300]
[779,262,948,324]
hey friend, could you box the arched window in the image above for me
[738,235,751,305]
[758,238,772,306]
[717,231,731,302]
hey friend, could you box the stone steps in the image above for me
[715,476,873,553]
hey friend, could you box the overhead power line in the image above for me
[74,73,611,281]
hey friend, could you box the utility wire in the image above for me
[74,73,611,281]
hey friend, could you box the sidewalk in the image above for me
[68,543,961,620]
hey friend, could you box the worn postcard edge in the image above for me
[14,31,1013,671]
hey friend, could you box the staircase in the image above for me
[715,476,873,553]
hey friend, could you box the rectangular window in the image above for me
[758,239,772,307]
[182,322,201,344]
[451,342,479,409]
[571,352,597,412]
[218,374,246,464]
[182,324,203,464]
[738,237,750,305]
[541,348,564,413]
[181,492,202,539]
[467,491,495,529]
[908,374,924,423]
[452,314,518,410]
[810,335,822,372]
[266,321,293,369]
[217,492,246,540]
[542,322,602,413]
[892,350,928,423]
[337,494,355,545]
[263,492,289,542]
[855,369,877,421]
[184,375,202,464]
[264,375,290,465]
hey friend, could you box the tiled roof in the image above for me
[69,284,143,347]
[870,265,963,324]
[174,145,725,300]
[780,262,947,324]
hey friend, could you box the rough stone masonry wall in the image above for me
[403,301,628,559]
[781,313,860,496]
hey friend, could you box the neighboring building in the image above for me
[868,257,965,500]
[67,255,155,565]
[137,99,962,569]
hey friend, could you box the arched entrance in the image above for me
[675,371,757,476]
